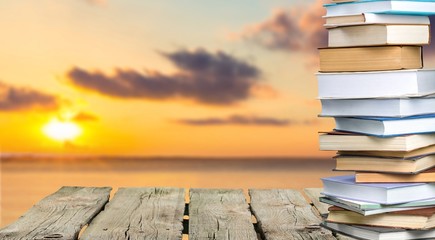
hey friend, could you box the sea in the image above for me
[0,155,344,227]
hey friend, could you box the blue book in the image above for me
[325,1,435,17]
[322,175,435,204]
[334,114,435,137]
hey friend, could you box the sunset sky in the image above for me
[1,0,433,157]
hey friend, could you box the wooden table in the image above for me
[0,187,353,240]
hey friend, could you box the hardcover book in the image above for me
[320,98,435,117]
[324,13,430,27]
[317,69,435,99]
[325,0,435,17]
[319,46,422,72]
[323,221,435,240]
[328,25,429,47]
[327,206,435,229]
[321,175,435,204]
[319,131,435,151]
[334,114,435,137]
[320,195,435,215]
[335,154,435,173]
[356,168,435,183]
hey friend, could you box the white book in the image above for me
[334,115,435,137]
[325,1,435,17]
[322,221,435,240]
[317,70,435,99]
[324,13,430,28]
[320,98,435,117]
[328,25,430,47]
[319,132,435,151]
[321,175,435,204]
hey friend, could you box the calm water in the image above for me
[0,155,344,227]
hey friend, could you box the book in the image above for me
[319,131,435,151]
[326,206,435,229]
[356,168,435,183]
[339,144,435,159]
[325,1,435,17]
[320,98,435,117]
[317,69,435,99]
[321,175,435,204]
[322,221,435,240]
[335,154,435,173]
[328,25,429,47]
[319,46,422,72]
[320,195,435,216]
[331,0,356,3]
[324,13,430,28]
[334,114,435,137]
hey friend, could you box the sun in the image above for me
[43,119,82,141]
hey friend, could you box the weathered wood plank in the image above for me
[80,187,185,240]
[304,188,329,216]
[303,188,356,240]
[0,186,111,240]
[189,188,257,240]
[249,189,337,240]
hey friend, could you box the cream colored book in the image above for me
[319,46,422,72]
[324,13,429,28]
[335,155,435,173]
[327,206,435,230]
[328,25,430,47]
[339,144,435,159]
[319,132,435,152]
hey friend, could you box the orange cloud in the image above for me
[72,111,99,122]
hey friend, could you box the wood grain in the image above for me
[0,186,111,240]
[80,187,185,240]
[189,188,257,240]
[303,188,355,240]
[304,188,329,216]
[249,189,337,240]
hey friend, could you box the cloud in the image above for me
[235,0,326,54]
[72,111,99,122]
[0,82,60,111]
[67,48,265,105]
[177,115,292,126]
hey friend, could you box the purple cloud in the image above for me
[0,82,60,111]
[67,49,265,105]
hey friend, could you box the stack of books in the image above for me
[318,0,435,239]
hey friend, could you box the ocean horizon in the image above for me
[0,155,341,227]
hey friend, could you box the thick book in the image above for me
[320,196,435,216]
[326,206,435,229]
[319,131,435,151]
[322,221,435,240]
[321,175,435,204]
[339,144,435,159]
[319,46,422,72]
[328,25,429,47]
[320,98,435,117]
[356,168,435,183]
[334,114,435,137]
[325,1,435,17]
[324,13,430,28]
[317,69,435,99]
[335,154,435,173]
